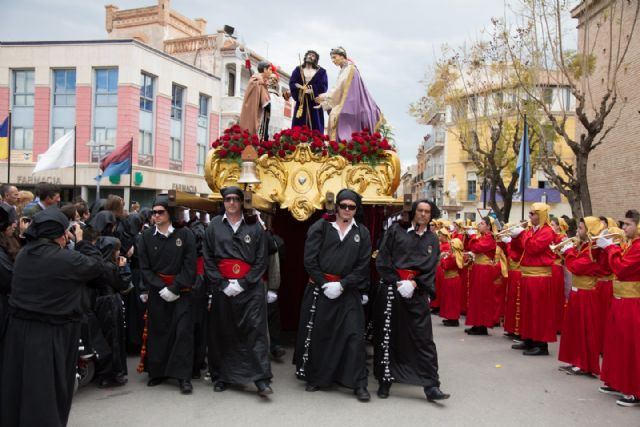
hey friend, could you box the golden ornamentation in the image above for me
[204,144,401,221]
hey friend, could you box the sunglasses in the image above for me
[338,203,357,211]
[152,209,167,216]
[224,196,241,203]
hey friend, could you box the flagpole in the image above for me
[73,125,77,200]
[129,135,133,189]
[7,111,12,184]
[521,114,527,222]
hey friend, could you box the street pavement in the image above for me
[69,316,639,427]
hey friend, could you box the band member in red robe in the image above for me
[597,209,640,407]
[501,229,524,338]
[510,203,556,355]
[557,217,610,376]
[439,233,465,327]
[464,217,499,335]
[452,220,470,314]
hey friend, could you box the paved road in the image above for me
[69,317,638,427]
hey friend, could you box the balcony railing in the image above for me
[424,163,444,181]
[423,135,445,153]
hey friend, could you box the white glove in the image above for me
[501,236,512,244]
[559,242,574,254]
[223,279,244,297]
[321,281,343,299]
[467,229,477,236]
[159,287,180,303]
[596,236,613,249]
[267,290,278,304]
[510,226,525,238]
[361,294,369,305]
[139,293,148,303]
[397,280,415,299]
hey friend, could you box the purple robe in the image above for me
[289,66,328,132]
[332,64,383,141]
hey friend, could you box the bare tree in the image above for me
[501,0,640,217]
[410,27,541,222]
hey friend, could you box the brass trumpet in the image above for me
[587,231,625,245]
[495,221,529,237]
[549,236,581,253]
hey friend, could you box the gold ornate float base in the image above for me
[204,144,400,221]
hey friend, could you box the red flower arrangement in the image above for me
[327,129,394,165]
[211,124,260,161]
[263,125,328,158]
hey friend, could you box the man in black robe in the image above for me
[373,199,450,401]
[188,210,208,379]
[137,194,196,394]
[294,189,372,402]
[0,208,104,427]
[203,186,271,396]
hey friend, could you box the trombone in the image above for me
[549,236,581,253]
[495,221,529,238]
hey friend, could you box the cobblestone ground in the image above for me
[69,316,639,427]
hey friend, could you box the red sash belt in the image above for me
[323,273,342,282]
[196,256,205,276]
[158,273,176,285]
[396,269,419,280]
[218,259,251,279]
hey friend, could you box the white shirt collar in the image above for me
[223,213,244,233]
[407,223,427,236]
[331,218,357,241]
[153,224,174,237]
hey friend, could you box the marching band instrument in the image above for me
[495,221,529,238]
[549,236,581,253]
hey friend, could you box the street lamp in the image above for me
[86,140,113,200]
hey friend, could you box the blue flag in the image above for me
[515,120,530,195]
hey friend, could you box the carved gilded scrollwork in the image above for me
[204,144,401,222]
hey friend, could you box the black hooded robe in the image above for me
[372,222,441,388]
[203,215,271,385]
[137,226,196,381]
[0,238,104,427]
[294,217,372,389]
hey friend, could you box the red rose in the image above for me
[268,151,274,157]
[291,133,301,142]
[223,141,230,148]
[278,149,286,157]
[347,142,354,150]
[218,149,228,158]
[252,140,259,146]
[222,135,231,141]
[243,139,251,146]
[211,141,220,148]
[361,145,369,154]
[231,145,242,153]
[364,135,371,142]
[224,128,231,134]
[231,124,241,132]
[232,135,240,141]
[258,148,265,156]
[362,127,370,133]
[356,155,363,162]
[370,140,377,147]
[373,132,381,139]
[322,149,328,156]
[292,126,302,133]
[345,153,354,162]
[300,136,308,143]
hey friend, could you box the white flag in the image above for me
[32,130,75,173]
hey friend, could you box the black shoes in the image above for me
[179,379,193,394]
[256,380,273,396]
[465,326,488,335]
[511,342,530,350]
[147,377,165,387]
[271,345,286,360]
[377,382,391,399]
[213,381,228,392]
[523,344,549,356]
[354,387,371,402]
[98,376,127,389]
[425,386,451,402]
[305,383,320,392]
[442,319,460,327]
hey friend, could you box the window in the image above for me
[196,139,208,175]
[52,127,73,144]
[13,70,35,106]
[53,69,76,106]
[92,127,116,161]
[95,68,118,106]
[199,94,209,118]
[140,73,154,112]
[227,72,236,97]
[139,130,153,155]
[170,137,182,161]
[171,84,183,120]
[467,173,477,201]
[543,87,553,106]
[197,94,209,174]
[12,127,33,150]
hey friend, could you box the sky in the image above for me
[1,0,523,168]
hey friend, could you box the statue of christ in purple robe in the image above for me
[315,46,384,141]
[289,50,328,132]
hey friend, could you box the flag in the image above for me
[32,129,75,173]
[0,117,8,160]
[515,119,530,195]
[97,138,132,180]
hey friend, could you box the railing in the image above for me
[423,135,445,152]
[424,163,444,180]
[164,35,217,54]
